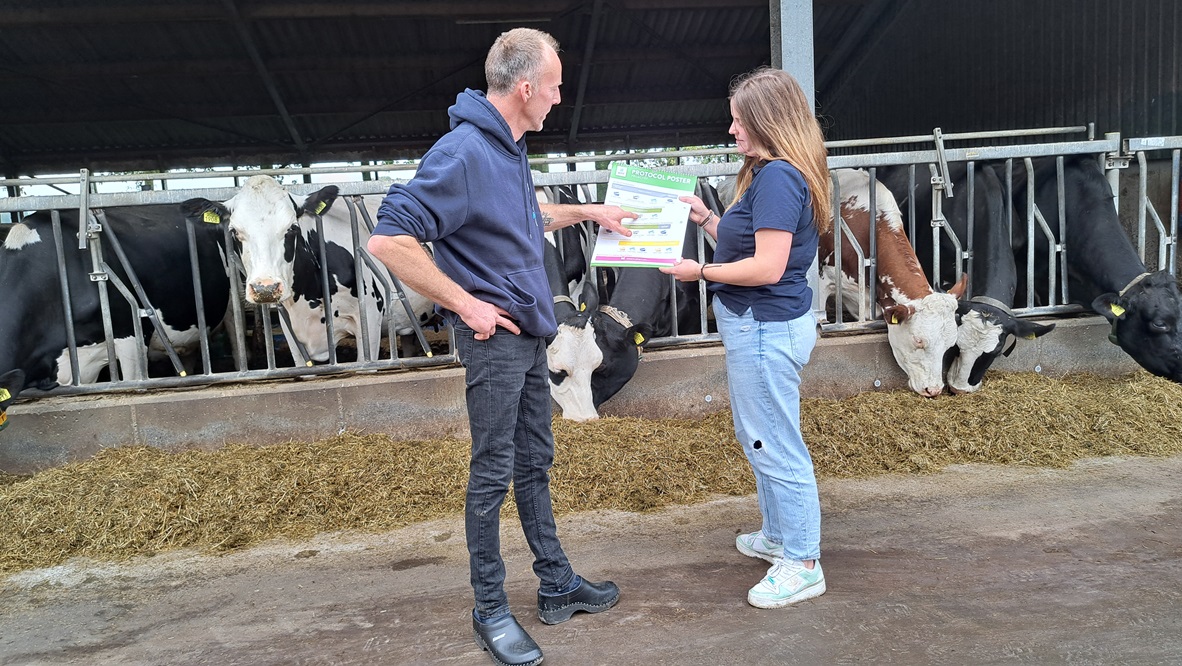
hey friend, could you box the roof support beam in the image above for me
[770,0,816,108]
[0,43,766,83]
[567,0,604,148]
[219,0,306,154]
[0,1,767,25]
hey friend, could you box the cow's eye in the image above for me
[1150,319,1171,334]
[548,370,567,384]
[230,227,243,242]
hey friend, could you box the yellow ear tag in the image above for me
[0,388,10,401]
[202,210,221,224]
[1110,303,1126,317]
[633,332,645,346]
[890,314,899,325]
[579,302,587,312]
[1024,333,1037,340]
[314,201,327,214]
[0,411,7,430]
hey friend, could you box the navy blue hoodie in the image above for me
[373,89,554,337]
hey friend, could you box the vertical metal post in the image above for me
[185,218,213,374]
[223,223,249,371]
[1137,150,1148,262]
[261,304,278,370]
[769,0,816,108]
[965,162,975,292]
[77,169,90,250]
[770,0,823,322]
[928,163,944,289]
[1105,131,1122,212]
[50,211,81,386]
[1056,157,1068,307]
[867,167,879,320]
[85,211,121,381]
[1023,158,1036,309]
[345,196,373,361]
[1171,149,1180,275]
[831,172,844,324]
[312,212,337,365]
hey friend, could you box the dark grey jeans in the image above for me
[454,323,575,619]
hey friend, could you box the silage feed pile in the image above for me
[3,370,1182,575]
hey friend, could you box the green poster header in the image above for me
[609,162,697,192]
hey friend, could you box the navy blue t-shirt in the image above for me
[710,160,818,321]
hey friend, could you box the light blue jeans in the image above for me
[714,296,821,561]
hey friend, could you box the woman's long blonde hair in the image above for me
[728,67,832,235]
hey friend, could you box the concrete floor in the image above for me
[2,453,1180,665]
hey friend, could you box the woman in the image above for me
[661,67,832,608]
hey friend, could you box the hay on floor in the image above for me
[3,370,1182,575]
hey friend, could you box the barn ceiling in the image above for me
[0,0,891,175]
[0,1,1176,177]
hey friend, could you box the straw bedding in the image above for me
[3,370,1181,575]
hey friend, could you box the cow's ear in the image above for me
[947,274,969,300]
[629,323,655,348]
[0,368,26,405]
[1092,293,1126,322]
[1011,319,1056,340]
[300,185,340,217]
[577,279,599,313]
[883,304,913,325]
[180,198,229,225]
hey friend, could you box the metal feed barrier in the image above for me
[0,127,1178,402]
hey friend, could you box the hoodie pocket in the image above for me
[503,266,545,321]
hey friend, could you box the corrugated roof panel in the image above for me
[820,0,1182,142]
[0,0,1178,174]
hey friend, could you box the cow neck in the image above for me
[969,295,1012,314]
[875,221,932,303]
[1119,272,1153,297]
[597,304,633,329]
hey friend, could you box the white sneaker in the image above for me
[747,559,826,609]
[735,530,783,563]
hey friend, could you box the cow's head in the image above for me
[588,316,653,410]
[1093,270,1182,382]
[182,176,339,306]
[0,369,25,432]
[547,282,602,421]
[947,301,1056,393]
[883,275,968,397]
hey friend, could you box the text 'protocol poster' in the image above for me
[590,163,696,268]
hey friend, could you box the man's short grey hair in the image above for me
[485,28,560,96]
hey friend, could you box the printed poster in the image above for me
[590,163,696,268]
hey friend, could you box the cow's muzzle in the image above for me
[248,280,284,304]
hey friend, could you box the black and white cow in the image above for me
[546,180,717,420]
[0,205,231,429]
[182,175,434,365]
[538,184,592,294]
[540,187,609,421]
[1009,155,1182,382]
[880,163,1055,393]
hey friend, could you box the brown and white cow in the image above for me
[820,168,967,397]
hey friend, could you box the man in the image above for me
[368,28,635,666]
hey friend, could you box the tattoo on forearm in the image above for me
[541,211,555,229]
